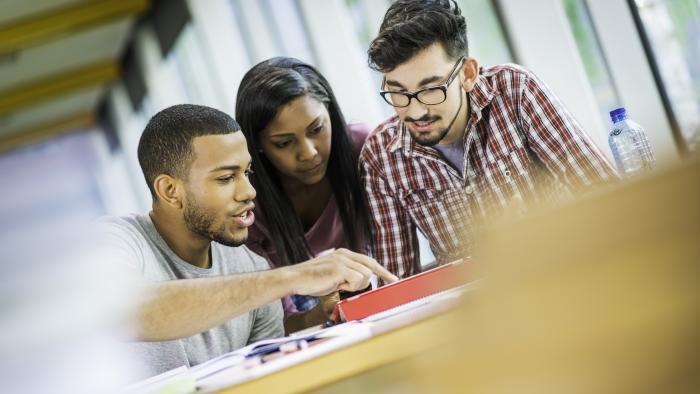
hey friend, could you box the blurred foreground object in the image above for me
[405,156,700,393]
[0,225,141,394]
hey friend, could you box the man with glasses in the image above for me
[360,0,617,278]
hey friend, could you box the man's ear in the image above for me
[461,57,480,92]
[153,174,184,209]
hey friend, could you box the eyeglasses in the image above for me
[379,57,465,108]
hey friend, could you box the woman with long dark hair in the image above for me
[236,57,372,331]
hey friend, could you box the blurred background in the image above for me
[2,0,699,258]
[2,0,699,262]
[0,0,698,392]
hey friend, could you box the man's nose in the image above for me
[403,97,428,121]
[235,175,256,202]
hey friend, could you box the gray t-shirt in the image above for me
[434,138,466,176]
[98,213,284,379]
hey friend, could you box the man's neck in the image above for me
[438,91,470,146]
[149,208,212,269]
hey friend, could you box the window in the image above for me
[264,0,316,64]
[231,0,316,65]
[635,0,700,151]
[344,0,393,120]
[167,24,223,108]
[344,0,389,49]
[458,0,514,66]
[0,132,108,265]
[563,0,622,126]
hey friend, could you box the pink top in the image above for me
[245,123,370,315]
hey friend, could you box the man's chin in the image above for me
[410,131,443,146]
[215,237,246,247]
[407,125,450,146]
[213,231,248,247]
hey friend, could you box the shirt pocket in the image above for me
[486,148,534,201]
[400,187,473,259]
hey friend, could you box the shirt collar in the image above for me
[468,68,499,124]
[388,68,499,155]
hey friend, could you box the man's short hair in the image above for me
[368,0,468,72]
[137,104,241,199]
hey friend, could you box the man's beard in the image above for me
[183,197,245,247]
[408,121,451,146]
[406,90,464,147]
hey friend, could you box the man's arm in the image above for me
[520,70,618,189]
[131,249,396,341]
[360,152,419,279]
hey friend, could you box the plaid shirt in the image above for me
[360,64,618,278]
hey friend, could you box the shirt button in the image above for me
[465,185,474,194]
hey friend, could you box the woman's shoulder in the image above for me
[245,216,286,268]
[347,122,371,153]
[245,207,272,254]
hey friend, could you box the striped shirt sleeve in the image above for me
[360,146,418,279]
[519,70,618,190]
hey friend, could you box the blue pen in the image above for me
[245,335,317,359]
[245,342,285,359]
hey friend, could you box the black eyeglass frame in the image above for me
[379,57,466,108]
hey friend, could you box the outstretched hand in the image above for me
[287,249,398,297]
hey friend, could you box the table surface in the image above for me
[208,286,465,394]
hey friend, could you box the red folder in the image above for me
[336,262,469,321]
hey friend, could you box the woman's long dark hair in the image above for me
[235,57,370,266]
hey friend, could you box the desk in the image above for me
[214,157,700,394]
[217,310,456,393]
[207,287,466,394]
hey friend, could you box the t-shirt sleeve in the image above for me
[245,249,284,342]
[248,299,284,343]
[95,217,146,274]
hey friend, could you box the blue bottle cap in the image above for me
[609,107,627,123]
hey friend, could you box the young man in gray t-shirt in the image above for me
[100,104,396,378]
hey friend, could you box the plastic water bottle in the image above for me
[608,107,655,177]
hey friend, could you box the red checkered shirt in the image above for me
[360,64,618,278]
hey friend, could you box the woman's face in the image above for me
[259,95,332,186]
